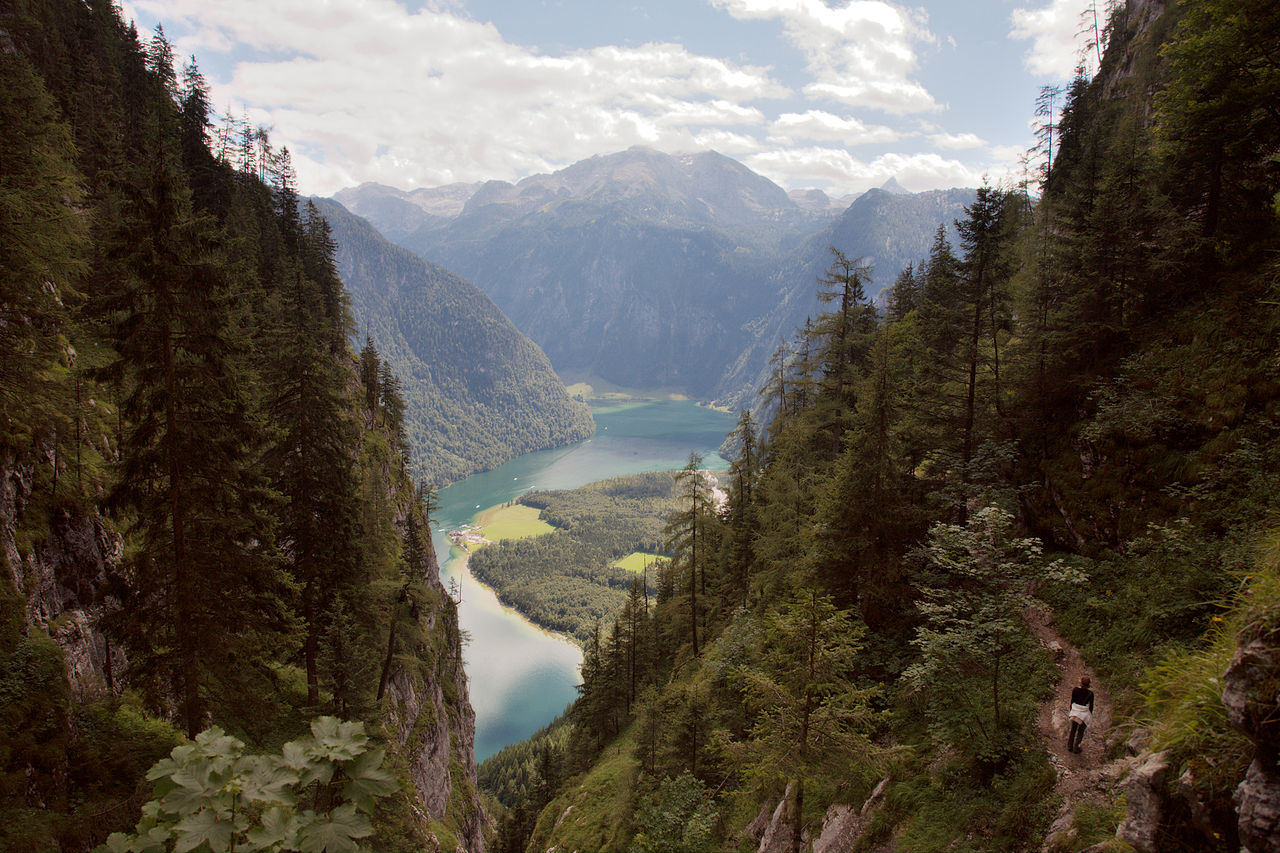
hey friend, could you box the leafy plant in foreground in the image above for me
[105,717,398,853]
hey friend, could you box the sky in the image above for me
[120,0,1105,198]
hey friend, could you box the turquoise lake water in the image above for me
[429,399,735,761]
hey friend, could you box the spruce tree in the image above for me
[264,266,362,708]
[106,133,284,738]
[664,453,714,657]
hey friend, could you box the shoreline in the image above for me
[445,544,585,649]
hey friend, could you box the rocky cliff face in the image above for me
[1223,630,1280,853]
[1,446,121,703]
[1,439,488,852]
[383,498,488,853]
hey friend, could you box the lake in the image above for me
[429,399,735,761]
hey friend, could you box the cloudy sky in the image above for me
[121,0,1103,197]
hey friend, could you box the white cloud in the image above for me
[123,0,788,194]
[929,131,985,150]
[118,0,1018,198]
[1010,0,1100,78]
[691,130,764,154]
[768,110,900,145]
[744,146,982,194]
[711,0,938,114]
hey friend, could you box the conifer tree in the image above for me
[664,453,714,657]
[810,249,876,457]
[0,49,87,448]
[264,266,362,707]
[721,409,758,610]
[106,132,285,738]
[955,185,1014,475]
[301,200,351,354]
[724,589,878,853]
[886,261,919,322]
[359,336,381,418]
[809,327,924,623]
[176,59,221,212]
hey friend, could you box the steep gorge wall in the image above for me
[2,447,121,704]
[0,439,488,851]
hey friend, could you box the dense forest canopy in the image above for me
[1,1,484,850]
[482,2,1280,852]
[467,471,683,643]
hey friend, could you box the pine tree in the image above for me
[886,261,919,322]
[720,409,758,610]
[1156,0,1280,272]
[809,249,876,457]
[810,327,925,624]
[359,336,381,419]
[176,58,221,213]
[301,200,351,354]
[955,185,1014,482]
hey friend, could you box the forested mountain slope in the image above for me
[484,1,1280,851]
[713,185,975,408]
[0,2,486,849]
[316,198,594,485]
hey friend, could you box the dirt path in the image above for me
[1026,606,1115,805]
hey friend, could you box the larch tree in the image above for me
[725,589,880,853]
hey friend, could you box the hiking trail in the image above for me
[1026,606,1122,849]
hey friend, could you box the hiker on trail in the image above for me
[1067,675,1095,754]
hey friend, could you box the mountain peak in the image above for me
[879,176,910,195]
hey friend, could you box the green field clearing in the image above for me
[475,504,555,542]
[611,552,669,573]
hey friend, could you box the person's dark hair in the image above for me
[1081,676,1091,688]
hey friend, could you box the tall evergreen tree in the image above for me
[664,453,714,657]
[720,409,758,610]
[809,249,876,457]
[106,134,285,738]
[264,266,362,708]
[301,199,351,354]
[725,589,879,853]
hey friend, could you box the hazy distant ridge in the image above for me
[335,149,973,405]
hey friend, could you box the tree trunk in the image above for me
[164,324,200,739]
[305,582,319,705]
[690,510,699,657]
[961,292,983,523]
[377,598,399,702]
[992,654,1001,734]
[790,778,805,853]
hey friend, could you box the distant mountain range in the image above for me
[315,199,594,484]
[333,147,974,406]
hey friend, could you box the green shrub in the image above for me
[106,717,398,853]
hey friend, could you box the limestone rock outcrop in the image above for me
[812,777,888,853]
[1223,632,1280,853]
[1117,750,1172,853]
